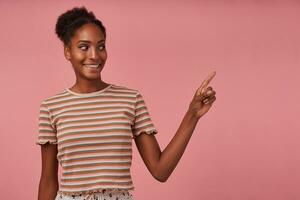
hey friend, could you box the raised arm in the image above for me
[134,71,216,182]
[37,143,59,200]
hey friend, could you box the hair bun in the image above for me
[55,6,106,45]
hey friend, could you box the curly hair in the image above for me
[55,6,106,46]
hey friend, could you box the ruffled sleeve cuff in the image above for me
[132,128,158,139]
[36,139,58,145]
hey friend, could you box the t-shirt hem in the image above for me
[57,187,134,196]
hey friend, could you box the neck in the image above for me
[70,78,109,93]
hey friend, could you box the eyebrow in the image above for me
[77,40,105,44]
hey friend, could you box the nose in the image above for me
[87,46,99,60]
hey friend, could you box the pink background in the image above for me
[0,1,299,199]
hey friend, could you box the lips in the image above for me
[83,64,100,68]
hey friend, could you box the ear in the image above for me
[64,45,71,61]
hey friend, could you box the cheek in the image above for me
[71,50,85,62]
[100,51,108,61]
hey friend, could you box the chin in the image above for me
[85,75,101,81]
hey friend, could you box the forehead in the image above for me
[72,23,105,43]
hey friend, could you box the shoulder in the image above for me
[39,89,70,107]
[109,84,141,96]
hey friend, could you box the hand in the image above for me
[188,71,217,119]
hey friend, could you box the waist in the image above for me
[57,188,134,200]
[58,188,133,194]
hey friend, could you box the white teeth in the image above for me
[85,64,99,68]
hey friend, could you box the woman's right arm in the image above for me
[38,143,59,200]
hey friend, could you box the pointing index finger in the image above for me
[205,71,216,85]
[197,71,216,95]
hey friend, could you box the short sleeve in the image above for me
[132,91,158,139]
[35,101,58,145]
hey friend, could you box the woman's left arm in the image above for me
[134,71,217,182]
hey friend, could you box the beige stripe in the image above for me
[61,175,131,183]
[134,124,155,132]
[136,106,147,113]
[57,149,132,160]
[44,91,71,102]
[47,95,136,108]
[55,111,131,121]
[59,135,130,147]
[57,128,131,139]
[58,122,131,132]
[63,162,131,170]
[59,140,131,151]
[134,118,152,126]
[61,155,132,164]
[58,137,131,145]
[62,168,130,176]
[50,100,135,113]
[58,147,132,159]
[60,181,133,189]
[53,106,135,117]
[57,116,132,127]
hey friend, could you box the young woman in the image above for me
[36,7,216,200]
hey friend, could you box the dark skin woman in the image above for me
[38,16,216,200]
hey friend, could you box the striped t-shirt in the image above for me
[36,84,158,195]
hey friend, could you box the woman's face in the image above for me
[64,23,107,81]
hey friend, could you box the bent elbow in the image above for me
[156,176,168,182]
[156,177,168,183]
[154,172,168,183]
[153,165,169,182]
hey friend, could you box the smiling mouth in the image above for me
[83,64,100,68]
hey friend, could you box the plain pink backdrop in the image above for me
[0,1,299,199]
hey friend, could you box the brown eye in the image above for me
[79,45,88,51]
[98,45,105,51]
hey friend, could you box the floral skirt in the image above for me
[55,188,134,200]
